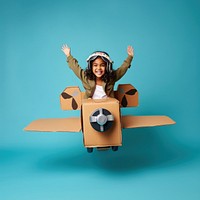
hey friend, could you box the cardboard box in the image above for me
[60,84,138,111]
[24,83,175,152]
[81,98,122,148]
[60,86,82,110]
[115,84,138,107]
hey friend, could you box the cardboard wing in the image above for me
[121,115,176,129]
[24,117,81,132]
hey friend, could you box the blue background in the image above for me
[1,0,200,199]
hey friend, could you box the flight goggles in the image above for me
[86,52,113,63]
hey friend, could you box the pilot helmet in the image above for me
[86,51,113,72]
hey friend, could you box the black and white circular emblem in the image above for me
[89,108,114,132]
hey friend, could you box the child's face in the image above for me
[92,57,106,78]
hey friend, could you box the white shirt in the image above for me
[92,85,108,99]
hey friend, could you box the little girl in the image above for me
[61,45,134,99]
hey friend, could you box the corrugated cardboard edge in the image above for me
[121,115,176,129]
[85,144,122,148]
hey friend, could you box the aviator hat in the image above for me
[86,51,113,72]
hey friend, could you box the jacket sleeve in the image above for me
[67,55,86,81]
[114,55,133,81]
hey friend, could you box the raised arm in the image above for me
[114,45,134,81]
[61,44,85,81]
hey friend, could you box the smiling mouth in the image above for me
[95,70,103,75]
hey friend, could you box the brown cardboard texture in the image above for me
[24,117,81,132]
[115,84,138,107]
[60,86,82,110]
[25,83,175,153]
[82,98,122,148]
[121,115,176,129]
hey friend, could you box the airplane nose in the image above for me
[90,108,114,132]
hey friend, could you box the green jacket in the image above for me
[66,55,133,98]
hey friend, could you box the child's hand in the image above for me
[61,44,71,57]
[127,45,134,57]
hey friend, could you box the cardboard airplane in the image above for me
[24,84,175,153]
